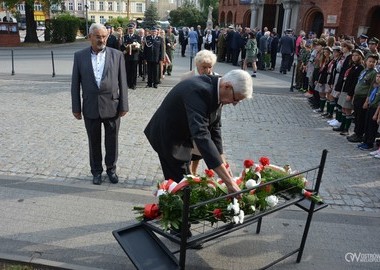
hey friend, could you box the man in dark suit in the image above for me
[144,70,253,194]
[144,27,164,88]
[105,25,119,49]
[71,23,129,185]
[179,27,188,57]
[196,25,203,52]
[122,23,141,90]
[278,29,295,74]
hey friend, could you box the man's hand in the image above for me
[119,111,127,117]
[225,180,241,195]
[73,112,82,120]
[214,163,241,198]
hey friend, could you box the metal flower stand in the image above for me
[113,150,329,270]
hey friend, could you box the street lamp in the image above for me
[85,1,89,38]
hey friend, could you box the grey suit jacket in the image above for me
[71,47,128,119]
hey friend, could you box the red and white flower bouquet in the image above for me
[133,156,322,231]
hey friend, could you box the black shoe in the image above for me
[153,84,158,88]
[167,73,171,76]
[131,85,136,90]
[333,126,343,132]
[340,130,349,136]
[145,84,152,88]
[93,174,102,185]
[347,134,363,143]
[142,77,145,81]
[107,172,119,184]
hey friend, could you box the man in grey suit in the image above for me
[71,23,129,185]
[144,70,253,195]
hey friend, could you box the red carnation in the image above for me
[264,184,272,193]
[244,159,254,168]
[205,169,215,178]
[213,208,223,219]
[259,157,270,166]
[144,204,160,219]
[303,190,312,198]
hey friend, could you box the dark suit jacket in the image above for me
[279,35,295,54]
[144,35,164,63]
[122,34,142,61]
[106,35,119,50]
[144,75,223,169]
[71,47,129,119]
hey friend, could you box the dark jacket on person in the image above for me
[144,75,223,169]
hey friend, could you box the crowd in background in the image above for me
[103,22,380,159]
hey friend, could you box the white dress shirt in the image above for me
[91,49,106,88]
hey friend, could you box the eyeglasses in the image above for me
[231,88,241,104]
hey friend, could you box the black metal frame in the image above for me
[141,150,329,269]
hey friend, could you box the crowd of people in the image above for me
[104,23,177,89]
[176,24,380,158]
[294,31,380,158]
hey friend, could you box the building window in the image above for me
[90,1,95,10]
[77,3,82,11]
[68,2,73,10]
[108,2,113,11]
[99,2,104,11]
[135,3,143,13]
[17,4,25,11]
[34,3,43,11]
[100,15,106,24]
[116,2,120,11]
[125,3,128,12]
[90,15,95,22]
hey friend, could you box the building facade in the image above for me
[219,0,380,39]
[59,0,146,24]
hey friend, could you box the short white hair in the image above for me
[89,23,106,34]
[221,70,253,99]
[194,50,217,67]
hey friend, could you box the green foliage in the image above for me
[51,13,80,43]
[144,3,159,29]
[169,2,207,28]
[107,16,130,29]
[158,193,183,231]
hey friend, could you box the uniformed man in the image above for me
[144,27,164,88]
[121,23,141,90]
[358,34,369,50]
[165,26,177,76]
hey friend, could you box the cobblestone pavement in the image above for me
[0,43,379,214]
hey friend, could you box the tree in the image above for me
[169,2,206,28]
[107,16,130,29]
[144,3,159,29]
[4,0,63,43]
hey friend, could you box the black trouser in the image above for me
[84,116,120,176]
[138,56,146,78]
[353,96,367,137]
[125,60,138,88]
[363,107,379,146]
[280,53,291,72]
[231,49,240,66]
[158,153,190,183]
[147,61,159,86]
[270,51,277,69]
[181,44,187,56]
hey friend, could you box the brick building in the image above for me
[219,0,380,39]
